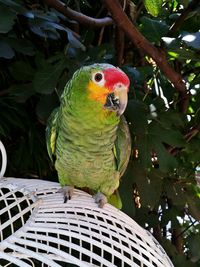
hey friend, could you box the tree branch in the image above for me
[101,0,189,113]
[43,0,113,27]
[184,123,200,142]
[168,0,200,36]
[115,27,125,66]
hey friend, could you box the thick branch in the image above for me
[168,0,200,36]
[115,27,125,66]
[43,0,113,27]
[102,0,189,113]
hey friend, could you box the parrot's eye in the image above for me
[92,71,105,86]
[94,72,103,82]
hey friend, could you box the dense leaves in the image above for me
[0,0,200,266]
[144,0,163,17]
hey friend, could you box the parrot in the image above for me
[46,63,131,208]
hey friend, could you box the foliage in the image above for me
[0,0,200,266]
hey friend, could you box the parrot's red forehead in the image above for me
[103,68,130,91]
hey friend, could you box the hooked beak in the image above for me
[104,84,128,116]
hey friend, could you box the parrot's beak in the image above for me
[104,84,128,116]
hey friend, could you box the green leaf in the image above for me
[119,165,135,218]
[181,10,200,33]
[173,255,197,267]
[168,48,197,61]
[161,239,178,258]
[125,99,148,135]
[158,110,184,128]
[67,31,86,51]
[10,61,34,81]
[135,120,180,171]
[9,84,35,103]
[140,16,169,43]
[0,0,27,13]
[161,208,179,227]
[0,99,27,132]
[149,123,185,147]
[29,19,60,40]
[123,65,154,89]
[164,180,187,207]
[147,168,163,206]
[154,142,177,172]
[0,41,15,59]
[147,122,185,171]
[131,162,162,208]
[187,185,200,221]
[187,233,200,262]
[137,133,152,168]
[178,0,189,8]
[120,166,136,217]
[162,37,180,49]
[0,5,16,33]
[7,38,35,56]
[144,0,163,17]
[36,93,59,122]
[33,59,66,94]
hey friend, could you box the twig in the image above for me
[184,123,200,142]
[134,0,144,22]
[43,0,113,27]
[98,26,105,46]
[168,0,200,36]
[175,219,197,239]
[101,0,189,113]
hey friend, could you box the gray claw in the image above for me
[59,186,74,203]
[94,192,107,208]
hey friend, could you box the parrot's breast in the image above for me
[55,101,120,196]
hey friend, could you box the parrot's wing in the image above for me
[46,108,59,162]
[114,116,131,177]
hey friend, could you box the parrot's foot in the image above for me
[94,192,107,208]
[59,186,74,203]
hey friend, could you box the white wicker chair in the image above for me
[0,142,174,267]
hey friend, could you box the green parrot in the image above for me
[46,63,131,208]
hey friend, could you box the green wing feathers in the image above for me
[110,116,131,209]
[115,116,131,177]
[46,108,59,162]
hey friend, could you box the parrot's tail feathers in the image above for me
[108,190,122,209]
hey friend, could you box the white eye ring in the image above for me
[92,72,105,86]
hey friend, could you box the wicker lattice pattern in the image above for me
[0,141,7,179]
[0,177,174,267]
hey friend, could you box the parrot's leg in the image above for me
[59,186,74,203]
[94,192,107,208]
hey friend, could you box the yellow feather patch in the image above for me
[87,80,109,104]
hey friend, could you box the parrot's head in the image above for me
[85,64,130,116]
